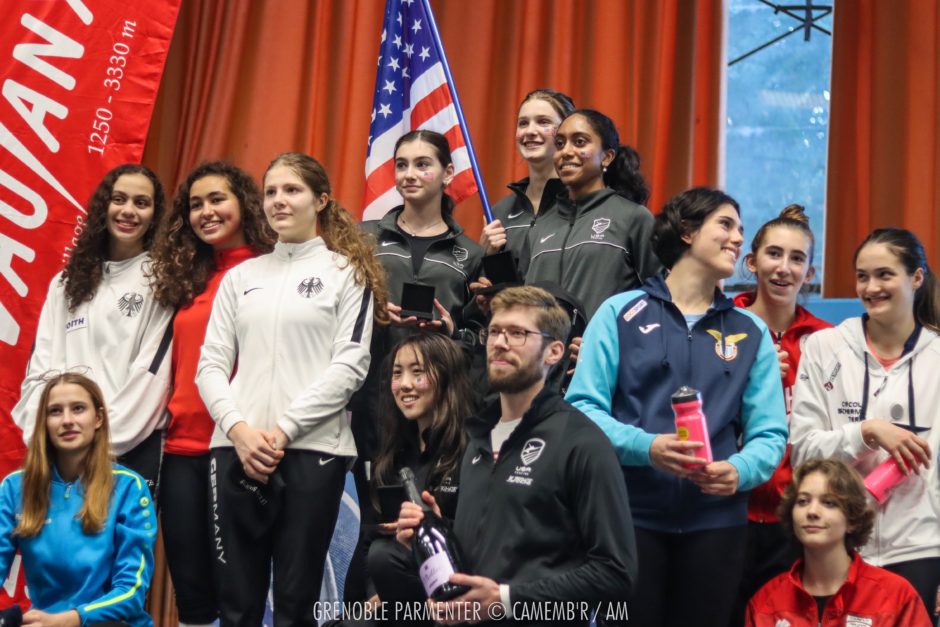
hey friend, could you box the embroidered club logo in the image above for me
[520,438,546,466]
[823,362,841,391]
[117,292,144,317]
[706,329,748,361]
[773,620,791,627]
[297,277,324,298]
[453,245,469,268]
[622,299,648,322]
[845,616,872,627]
[591,217,611,240]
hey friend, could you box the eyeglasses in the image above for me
[479,327,554,346]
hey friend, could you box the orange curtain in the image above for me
[143,0,725,240]
[824,0,940,296]
[141,2,725,622]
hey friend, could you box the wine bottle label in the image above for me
[419,552,456,596]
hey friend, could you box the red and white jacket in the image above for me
[733,292,832,523]
[746,552,931,627]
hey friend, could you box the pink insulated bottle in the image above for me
[863,458,908,505]
[671,386,713,468]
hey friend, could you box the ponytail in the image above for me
[604,145,649,206]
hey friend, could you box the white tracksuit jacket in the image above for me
[196,238,373,455]
[791,317,940,566]
[13,253,173,456]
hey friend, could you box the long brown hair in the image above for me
[62,164,166,311]
[150,161,275,308]
[372,334,475,492]
[263,152,389,324]
[15,373,114,537]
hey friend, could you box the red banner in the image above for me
[0,0,180,608]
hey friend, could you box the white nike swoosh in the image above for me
[381,241,396,247]
[319,456,335,466]
[507,210,525,220]
[540,233,555,243]
[472,454,482,465]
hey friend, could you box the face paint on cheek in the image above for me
[421,171,433,178]
[578,150,590,159]
[391,380,401,392]
[414,375,427,389]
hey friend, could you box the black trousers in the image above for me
[159,452,218,624]
[629,526,747,627]
[116,430,163,497]
[365,537,432,627]
[210,447,346,627]
[729,521,799,627]
[884,556,940,616]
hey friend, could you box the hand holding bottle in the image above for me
[860,418,931,474]
[649,434,707,477]
[395,490,442,547]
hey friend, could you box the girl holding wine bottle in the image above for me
[791,227,940,614]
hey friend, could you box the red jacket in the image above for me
[746,552,931,627]
[165,245,256,455]
[734,292,832,522]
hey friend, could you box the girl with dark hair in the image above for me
[792,227,940,613]
[362,334,475,612]
[567,187,787,626]
[196,152,386,626]
[731,205,833,622]
[0,373,156,627]
[521,108,660,321]
[479,89,575,262]
[13,164,173,491]
[149,161,275,627]
[746,459,931,626]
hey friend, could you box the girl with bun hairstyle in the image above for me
[521,108,661,321]
[567,187,787,627]
[791,227,940,614]
[479,89,575,263]
[149,161,275,626]
[0,373,157,627]
[13,164,172,491]
[732,205,833,622]
[196,152,387,625]
[746,459,930,626]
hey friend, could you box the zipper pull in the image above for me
[64,483,72,499]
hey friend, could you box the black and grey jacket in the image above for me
[454,389,637,624]
[521,188,661,320]
[490,177,567,269]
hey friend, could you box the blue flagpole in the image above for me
[419,0,493,223]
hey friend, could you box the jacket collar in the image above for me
[272,236,326,260]
[507,176,566,199]
[465,386,564,441]
[555,187,621,218]
[376,205,464,239]
[213,244,256,271]
[732,291,825,336]
[102,251,148,276]
[644,273,735,314]
[786,551,863,604]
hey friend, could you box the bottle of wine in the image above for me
[399,467,470,601]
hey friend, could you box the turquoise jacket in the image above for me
[0,464,156,626]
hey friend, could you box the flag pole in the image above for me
[419,0,493,223]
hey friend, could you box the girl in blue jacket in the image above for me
[566,187,787,627]
[0,372,156,627]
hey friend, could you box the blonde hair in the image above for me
[16,373,114,537]
[264,153,389,324]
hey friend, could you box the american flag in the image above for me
[362,0,479,221]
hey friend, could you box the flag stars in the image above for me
[383,80,397,94]
[402,66,410,78]
[388,57,400,71]
[371,108,376,122]
[393,34,402,48]
[397,12,402,25]
[403,43,414,58]
[411,19,422,33]
[419,46,431,61]
[381,29,387,43]
[403,0,414,5]
[378,103,392,118]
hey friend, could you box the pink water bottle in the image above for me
[864,458,908,505]
[671,386,713,468]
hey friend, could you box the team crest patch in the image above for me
[520,438,546,465]
[117,292,144,317]
[622,299,648,322]
[591,217,611,240]
[452,245,469,268]
[297,277,324,298]
[773,620,790,627]
[845,616,872,627]
[706,329,747,361]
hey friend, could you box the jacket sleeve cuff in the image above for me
[219,412,245,438]
[636,431,657,466]
[276,417,300,443]
[499,584,511,613]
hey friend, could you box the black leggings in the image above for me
[158,452,217,624]
[116,430,163,497]
[210,447,347,627]
[630,526,748,627]
[884,556,940,616]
